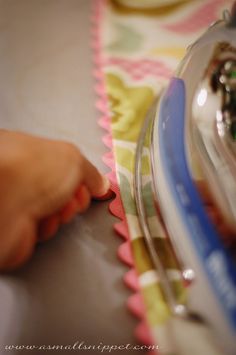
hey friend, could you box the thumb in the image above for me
[81,157,111,198]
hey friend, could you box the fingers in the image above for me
[38,184,91,241]
[36,147,113,243]
[38,214,61,242]
[81,157,111,198]
[74,184,91,212]
[30,141,112,219]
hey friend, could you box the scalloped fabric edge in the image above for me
[90,0,154,349]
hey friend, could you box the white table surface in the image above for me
[0,1,143,354]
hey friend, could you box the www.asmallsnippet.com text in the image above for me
[4,341,160,352]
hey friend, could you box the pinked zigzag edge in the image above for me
[90,0,156,352]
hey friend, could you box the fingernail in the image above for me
[93,189,115,201]
[97,176,110,195]
[93,176,114,200]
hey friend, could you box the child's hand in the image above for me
[0,130,110,271]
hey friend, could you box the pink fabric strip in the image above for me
[91,0,154,349]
